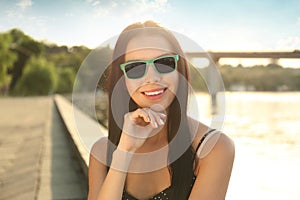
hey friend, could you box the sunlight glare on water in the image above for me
[194,92,300,200]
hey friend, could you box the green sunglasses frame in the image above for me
[120,54,179,79]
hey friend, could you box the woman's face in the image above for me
[123,34,179,110]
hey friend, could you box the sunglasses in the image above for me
[120,54,179,79]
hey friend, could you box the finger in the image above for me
[148,109,165,126]
[158,112,167,119]
[146,110,158,128]
[156,114,165,126]
[130,108,150,123]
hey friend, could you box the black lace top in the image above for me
[122,129,216,200]
[122,176,196,200]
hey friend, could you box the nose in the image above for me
[144,63,161,83]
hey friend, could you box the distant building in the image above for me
[277,85,289,91]
[229,83,255,91]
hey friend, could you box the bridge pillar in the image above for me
[210,55,220,66]
[206,58,222,115]
[270,58,279,65]
[185,52,222,115]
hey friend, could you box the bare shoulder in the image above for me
[189,132,235,200]
[218,133,235,151]
[90,137,109,162]
[207,133,235,160]
[187,116,234,156]
[187,116,210,150]
[196,133,235,174]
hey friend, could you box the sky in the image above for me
[1,0,300,67]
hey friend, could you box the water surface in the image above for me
[195,92,300,200]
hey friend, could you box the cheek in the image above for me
[166,72,179,94]
[125,79,141,96]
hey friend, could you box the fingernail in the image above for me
[160,113,167,118]
[159,118,164,125]
[154,122,158,128]
[147,117,151,122]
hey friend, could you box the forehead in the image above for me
[125,34,173,61]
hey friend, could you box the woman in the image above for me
[88,20,235,200]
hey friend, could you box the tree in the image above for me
[0,32,17,94]
[13,56,57,96]
[76,45,113,92]
[55,67,75,94]
[8,29,43,92]
[43,44,90,72]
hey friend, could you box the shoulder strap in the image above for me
[195,129,216,153]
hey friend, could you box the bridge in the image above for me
[185,50,300,63]
[184,50,300,112]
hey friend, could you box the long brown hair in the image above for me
[106,21,195,199]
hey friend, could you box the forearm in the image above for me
[96,149,133,200]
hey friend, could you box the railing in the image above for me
[54,94,107,178]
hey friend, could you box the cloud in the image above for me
[85,0,100,6]
[200,27,268,51]
[277,36,300,50]
[5,0,33,19]
[6,9,21,18]
[16,0,33,11]
[88,0,171,20]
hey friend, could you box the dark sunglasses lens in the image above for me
[125,62,146,79]
[154,57,176,73]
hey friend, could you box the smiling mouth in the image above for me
[142,88,167,97]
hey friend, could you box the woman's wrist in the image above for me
[117,134,139,153]
[110,148,134,172]
[117,143,138,153]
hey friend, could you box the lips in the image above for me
[141,88,167,99]
[144,89,164,96]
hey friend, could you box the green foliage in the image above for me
[188,63,208,92]
[13,56,57,96]
[43,44,90,72]
[219,64,300,91]
[97,45,113,92]
[42,44,91,94]
[55,67,75,94]
[78,45,113,92]
[0,28,93,96]
[0,32,17,90]
[8,29,44,91]
[10,29,44,55]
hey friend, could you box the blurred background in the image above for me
[0,0,300,199]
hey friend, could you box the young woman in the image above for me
[88,21,235,200]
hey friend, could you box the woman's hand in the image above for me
[118,107,166,152]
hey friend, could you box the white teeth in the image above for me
[144,89,164,96]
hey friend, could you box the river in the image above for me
[194,92,300,200]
